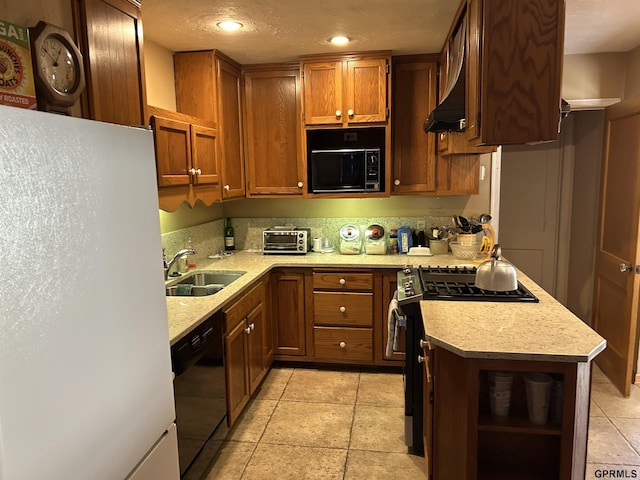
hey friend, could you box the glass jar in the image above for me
[389,228,399,254]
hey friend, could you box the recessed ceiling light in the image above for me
[330,36,350,46]
[217,21,243,31]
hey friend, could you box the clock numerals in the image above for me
[40,37,77,94]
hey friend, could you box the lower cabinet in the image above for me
[312,270,374,364]
[224,278,270,427]
[271,269,309,359]
[427,345,592,479]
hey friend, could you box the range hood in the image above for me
[424,16,466,134]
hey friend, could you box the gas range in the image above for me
[397,265,539,304]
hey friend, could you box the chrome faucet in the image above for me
[163,247,197,280]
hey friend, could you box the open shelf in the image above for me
[478,415,562,435]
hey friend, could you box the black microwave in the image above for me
[309,148,382,194]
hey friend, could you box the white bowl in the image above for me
[449,241,480,259]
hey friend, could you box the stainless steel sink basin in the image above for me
[165,270,246,296]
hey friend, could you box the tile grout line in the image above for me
[237,367,295,480]
[343,370,362,480]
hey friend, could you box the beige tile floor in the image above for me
[185,365,640,480]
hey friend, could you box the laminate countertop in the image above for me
[419,269,606,363]
[167,249,447,344]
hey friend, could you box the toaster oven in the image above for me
[263,229,310,254]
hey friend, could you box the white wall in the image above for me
[144,40,177,111]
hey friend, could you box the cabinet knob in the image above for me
[394,179,400,186]
[419,339,432,349]
[297,181,304,188]
[339,306,346,313]
[620,263,637,273]
[339,278,346,285]
[417,355,425,364]
[347,109,354,117]
[196,168,202,175]
[245,327,251,335]
[224,184,230,191]
[189,168,196,175]
[339,341,346,348]
[336,110,342,118]
[250,323,255,330]
[439,133,445,141]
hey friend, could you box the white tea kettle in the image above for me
[474,244,518,292]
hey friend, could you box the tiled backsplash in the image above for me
[161,216,458,261]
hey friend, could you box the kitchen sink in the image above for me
[165,270,246,296]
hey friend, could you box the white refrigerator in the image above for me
[0,106,179,480]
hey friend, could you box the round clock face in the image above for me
[39,35,77,94]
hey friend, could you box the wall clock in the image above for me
[29,21,85,115]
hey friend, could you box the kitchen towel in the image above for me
[385,291,402,358]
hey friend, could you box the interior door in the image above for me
[592,99,640,396]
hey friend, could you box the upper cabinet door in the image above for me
[303,61,343,125]
[345,58,388,124]
[243,67,304,197]
[391,59,437,195]
[473,0,565,145]
[190,124,219,186]
[73,0,146,125]
[216,57,246,200]
[153,116,191,187]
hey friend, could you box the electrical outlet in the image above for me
[417,219,426,231]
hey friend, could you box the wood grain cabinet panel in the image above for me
[466,0,565,145]
[313,327,373,362]
[243,65,305,197]
[313,292,373,327]
[73,0,146,125]
[223,280,269,427]
[271,269,308,357]
[149,107,221,211]
[175,50,245,201]
[301,53,390,127]
[391,57,438,195]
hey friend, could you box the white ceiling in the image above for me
[141,0,640,65]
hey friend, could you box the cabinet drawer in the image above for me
[314,327,373,362]
[312,272,373,291]
[313,292,373,326]
[224,281,264,331]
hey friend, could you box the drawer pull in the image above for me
[339,306,346,313]
[339,278,346,285]
[418,355,425,364]
[339,341,346,348]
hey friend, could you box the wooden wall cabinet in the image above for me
[224,279,270,427]
[391,57,438,195]
[312,270,375,364]
[242,64,305,197]
[72,0,146,125]
[271,269,310,359]
[464,0,565,146]
[148,106,221,211]
[174,51,245,201]
[301,52,391,126]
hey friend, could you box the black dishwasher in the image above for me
[171,313,226,477]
